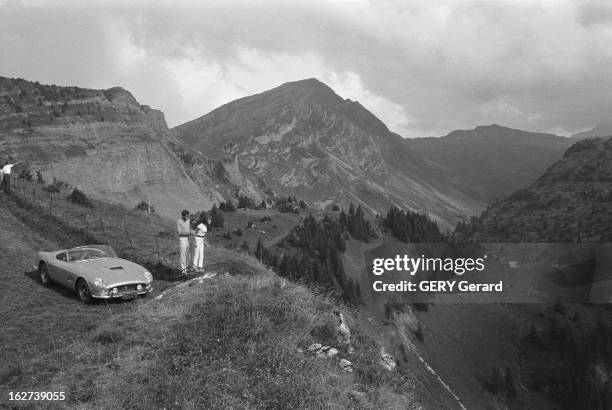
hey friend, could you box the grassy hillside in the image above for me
[0,181,420,409]
[457,137,612,242]
[22,270,419,409]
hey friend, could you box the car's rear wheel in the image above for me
[76,279,93,304]
[39,263,51,286]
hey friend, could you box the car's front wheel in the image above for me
[39,263,51,286]
[76,279,93,304]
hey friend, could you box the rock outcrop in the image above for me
[0,77,264,218]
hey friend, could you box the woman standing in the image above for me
[192,216,210,272]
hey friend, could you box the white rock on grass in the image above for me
[339,358,353,373]
[306,343,339,358]
[380,347,397,371]
[316,346,339,358]
[307,343,322,352]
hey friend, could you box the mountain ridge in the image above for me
[571,121,612,139]
[405,124,575,202]
[457,136,612,242]
[173,78,482,228]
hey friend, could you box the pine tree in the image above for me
[255,238,264,261]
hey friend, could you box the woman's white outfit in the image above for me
[192,223,207,270]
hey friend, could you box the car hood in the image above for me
[70,257,150,284]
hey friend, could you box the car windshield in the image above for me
[67,245,117,262]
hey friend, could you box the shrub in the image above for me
[219,200,236,212]
[43,184,61,193]
[134,200,155,213]
[68,188,92,208]
[19,168,33,182]
[241,241,250,252]
[43,178,68,193]
[208,204,224,229]
[238,195,256,209]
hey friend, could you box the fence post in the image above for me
[49,194,53,216]
[155,235,160,265]
[33,188,36,203]
[125,229,138,259]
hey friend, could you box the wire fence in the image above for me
[6,176,194,274]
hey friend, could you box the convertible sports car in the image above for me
[37,245,153,304]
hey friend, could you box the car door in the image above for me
[46,252,66,282]
[50,251,75,289]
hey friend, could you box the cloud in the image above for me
[1,1,612,137]
[578,2,612,27]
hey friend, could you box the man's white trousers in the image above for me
[179,237,190,272]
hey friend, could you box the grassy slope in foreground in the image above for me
[0,184,419,409]
[10,257,419,409]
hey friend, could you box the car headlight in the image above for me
[143,271,153,282]
[94,277,106,288]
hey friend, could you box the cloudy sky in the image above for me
[1,0,611,138]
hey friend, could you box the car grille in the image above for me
[116,284,142,292]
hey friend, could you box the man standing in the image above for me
[1,159,21,193]
[176,209,193,274]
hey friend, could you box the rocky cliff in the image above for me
[173,78,481,228]
[0,77,254,218]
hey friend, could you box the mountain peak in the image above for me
[289,77,325,86]
[264,77,339,104]
[173,78,479,227]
